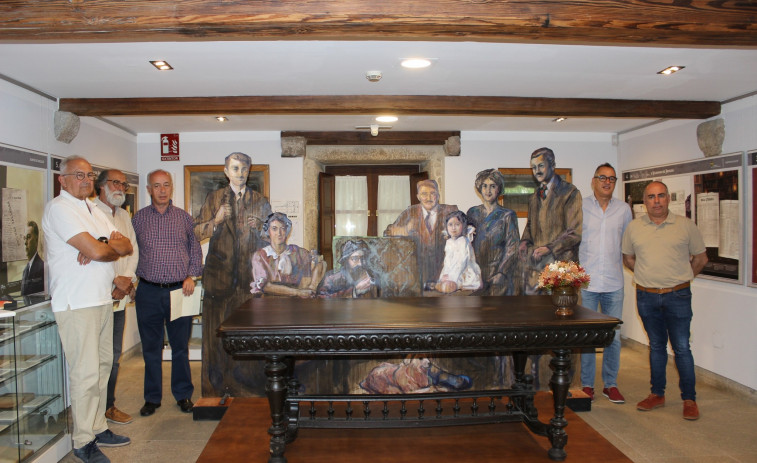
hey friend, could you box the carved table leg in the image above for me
[547,348,571,461]
[284,357,300,443]
[265,355,289,463]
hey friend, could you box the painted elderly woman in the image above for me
[466,169,520,296]
[250,212,325,297]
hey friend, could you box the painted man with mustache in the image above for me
[519,147,583,295]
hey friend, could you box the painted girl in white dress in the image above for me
[435,210,482,293]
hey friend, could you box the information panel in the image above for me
[623,152,743,284]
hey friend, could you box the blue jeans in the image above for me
[636,287,696,401]
[135,283,194,403]
[580,288,623,389]
[106,308,126,410]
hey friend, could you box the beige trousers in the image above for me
[54,303,113,449]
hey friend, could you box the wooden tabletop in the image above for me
[219,296,621,356]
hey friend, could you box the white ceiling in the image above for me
[1,41,756,135]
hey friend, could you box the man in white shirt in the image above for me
[42,156,133,463]
[578,163,632,404]
[93,169,139,425]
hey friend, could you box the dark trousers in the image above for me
[135,283,194,403]
[106,308,126,409]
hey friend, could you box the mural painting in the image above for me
[199,148,586,398]
[194,152,273,397]
[383,179,458,287]
[518,147,583,388]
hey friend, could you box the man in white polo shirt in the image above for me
[42,156,133,463]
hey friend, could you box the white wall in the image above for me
[618,94,757,390]
[136,131,305,246]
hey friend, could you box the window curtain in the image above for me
[335,176,368,236]
[377,175,411,234]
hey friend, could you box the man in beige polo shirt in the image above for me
[622,181,707,421]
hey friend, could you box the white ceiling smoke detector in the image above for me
[365,70,382,82]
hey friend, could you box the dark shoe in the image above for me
[581,386,595,402]
[683,400,699,420]
[139,402,161,416]
[602,387,626,404]
[95,429,131,447]
[73,440,110,463]
[177,398,194,413]
[636,393,665,411]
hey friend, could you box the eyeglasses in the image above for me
[594,175,618,183]
[106,179,130,190]
[61,171,97,181]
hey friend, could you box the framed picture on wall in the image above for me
[496,168,573,218]
[183,164,270,217]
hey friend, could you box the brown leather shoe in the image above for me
[105,406,133,424]
[636,393,665,411]
[683,400,699,420]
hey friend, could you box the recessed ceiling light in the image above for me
[375,115,398,123]
[657,65,685,75]
[216,116,229,122]
[149,60,173,71]
[552,117,567,123]
[401,58,432,69]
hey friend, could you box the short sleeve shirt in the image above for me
[622,212,706,288]
[42,190,116,312]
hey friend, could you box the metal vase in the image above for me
[551,285,578,316]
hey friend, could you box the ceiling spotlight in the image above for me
[552,117,567,123]
[657,65,685,75]
[375,115,398,123]
[365,71,382,82]
[400,58,432,69]
[216,116,229,122]
[149,60,173,71]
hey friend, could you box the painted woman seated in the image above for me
[250,212,326,298]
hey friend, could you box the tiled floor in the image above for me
[61,340,757,463]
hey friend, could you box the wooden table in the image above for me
[220,296,621,463]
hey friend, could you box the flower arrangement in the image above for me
[537,261,591,292]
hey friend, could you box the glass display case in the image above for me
[0,297,68,462]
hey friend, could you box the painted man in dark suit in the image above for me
[21,220,45,295]
[519,147,583,295]
[384,179,458,287]
[518,147,582,389]
[194,151,272,396]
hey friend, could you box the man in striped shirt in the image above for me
[132,169,203,417]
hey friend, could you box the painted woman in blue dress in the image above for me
[466,168,520,296]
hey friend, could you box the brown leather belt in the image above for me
[636,282,690,294]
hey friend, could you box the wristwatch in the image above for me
[97,236,109,244]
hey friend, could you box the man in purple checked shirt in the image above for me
[132,169,203,417]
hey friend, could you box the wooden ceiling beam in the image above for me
[282,131,460,146]
[1,0,755,47]
[59,95,721,120]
